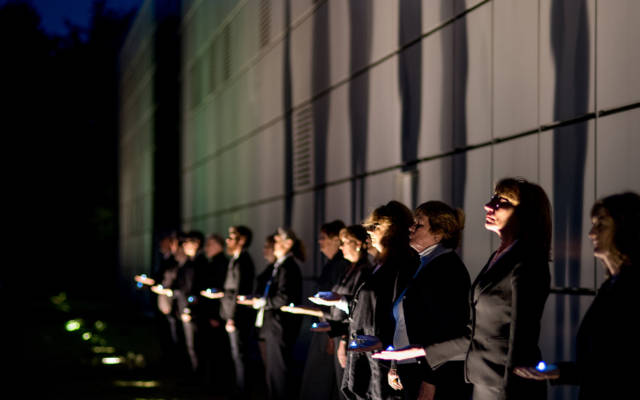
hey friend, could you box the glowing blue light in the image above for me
[536,361,547,371]
[141,274,147,279]
[386,345,394,351]
[312,322,318,328]
[188,296,194,303]
[350,341,357,347]
[289,303,294,307]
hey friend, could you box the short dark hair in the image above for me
[233,225,253,248]
[415,201,465,249]
[188,230,204,245]
[321,220,346,238]
[591,191,640,265]
[342,224,368,244]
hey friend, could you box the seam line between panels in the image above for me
[183,101,640,223]
[182,0,491,173]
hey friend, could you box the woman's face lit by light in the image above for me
[367,222,388,253]
[484,194,517,237]
[588,208,616,260]
[339,231,362,263]
[273,234,293,259]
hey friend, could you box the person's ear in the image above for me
[238,236,247,247]
[434,232,443,243]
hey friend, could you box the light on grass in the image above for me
[102,356,125,365]
[65,319,83,332]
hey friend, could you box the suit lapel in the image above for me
[472,243,522,300]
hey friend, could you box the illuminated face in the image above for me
[484,194,516,236]
[367,222,389,253]
[273,234,293,259]
[588,209,616,260]
[409,214,440,253]
[225,228,242,254]
[183,240,198,258]
[318,231,341,258]
[339,232,362,263]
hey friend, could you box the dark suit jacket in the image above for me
[556,263,638,400]
[316,250,351,292]
[426,241,550,396]
[326,258,372,325]
[171,257,201,315]
[399,250,470,385]
[261,255,303,345]
[220,250,255,324]
[193,251,228,321]
[341,248,419,400]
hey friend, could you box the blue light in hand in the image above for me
[536,361,547,371]
[386,345,395,351]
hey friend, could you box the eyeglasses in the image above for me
[365,223,380,232]
[486,195,514,210]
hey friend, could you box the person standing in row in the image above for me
[343,201,419,400]
[252,227,304,400]
[301,220,350,400]
[387,201,472,400]
[194,233,230,392]
[332,225,373,398]
[515,191,640,400]
[220,225,255,399]
[375,178,552,400]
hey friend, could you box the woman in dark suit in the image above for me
[386,201,472,400]
[341,200,420,400]
[251,227,304,400]
[514,191,640,400]
[331,225,373,396]
[375,178,552,400]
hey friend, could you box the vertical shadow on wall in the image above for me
[550,2,589,394]
[398,0,422,209]
[440,0,468,210]
[151,2,182,275]
[349,0,372,223]
[312,3,330,276]
[283,0,294,226]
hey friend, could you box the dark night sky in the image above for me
[1,0,143,36]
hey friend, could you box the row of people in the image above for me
[136,178,639,400]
